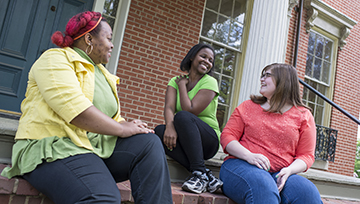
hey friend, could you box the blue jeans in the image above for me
[23,133,173,204]
[220,159,323,204]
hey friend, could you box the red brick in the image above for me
[0,176,15,194]
[0,194,10,204]
[27,197,44,204]
[16,179,40,196]
[117,181,134,202]
[9,195,26,204]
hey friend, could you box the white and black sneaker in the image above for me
[206,169,223,193]
[181,171,209,194]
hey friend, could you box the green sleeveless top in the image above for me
[1,48,118,178]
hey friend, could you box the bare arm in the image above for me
[176,75,216,116]
[225,140,271,171]
[70,105,153,138]
[163,86,178,150]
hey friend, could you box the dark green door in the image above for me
[0,0,94,114]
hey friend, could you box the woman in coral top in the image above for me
[220,63,322,204]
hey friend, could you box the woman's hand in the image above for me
[275,159,307,192]
[246,153,271,171]
[163,125,177,150]
[118,120,154,138]
[276,167,291,192]
[175,75,189,86]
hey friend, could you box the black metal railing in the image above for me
[315,125,338,162]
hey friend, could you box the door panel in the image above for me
[0,0,94,113]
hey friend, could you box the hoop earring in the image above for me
[86,44,93,55]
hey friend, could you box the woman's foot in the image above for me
[206,169,223,193]
[181,171,209,194]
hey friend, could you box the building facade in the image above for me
[114,0,360,177]
[0,0,359,181]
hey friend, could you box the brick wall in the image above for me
[116,0,205,129]
[285,0,360,176]
[325,0,360,176]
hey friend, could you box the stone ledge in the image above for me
[2,164,360,204]
[300,168,360,201]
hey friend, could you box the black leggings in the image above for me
[155,111,219,173]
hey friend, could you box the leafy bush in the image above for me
[355,140,360,178]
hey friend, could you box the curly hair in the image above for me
[51,11,105,48]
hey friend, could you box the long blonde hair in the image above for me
[250,63,310,113]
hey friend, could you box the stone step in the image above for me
[1,163,360,204]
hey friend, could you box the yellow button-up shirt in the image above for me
[15,47,124,150]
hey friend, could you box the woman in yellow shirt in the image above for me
[1,11,172,204]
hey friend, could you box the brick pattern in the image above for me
[325,0,360,176]
[116,0,204,129]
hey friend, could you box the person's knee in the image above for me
[154,125,165,140]
[281,175,322,204]
[174,111,193,123]
[139,133,166,156]
[220,161,279,203]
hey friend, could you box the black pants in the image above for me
[155,111,219,173]
[23,133,173,204]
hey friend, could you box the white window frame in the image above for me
[303,28,337,127]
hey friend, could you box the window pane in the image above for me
[308,103,315,115]
[229,21,243,49]
[324,39,332,61]
[107,17,116,29]
[220,0,233,17]
[223,49,236,77]
[202,10,217,39]
[234,0,246,23]
[213,44,224,73]
[206,0,219,11]
[103,0,119,17]
[214,16,230,44]
[308,32,316,54]
[315,105,324,124]
[317,85,326,105]
[315,35,324,58]
[305,54,313,76]
[322,61,330,84]
[216,105,228,130]
[219,76,233,104]
[302,85,308,99]
[213,72,220,84]
[103,0,119,30]
[314,58,321,80]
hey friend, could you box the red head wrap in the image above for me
[51,11,103,48]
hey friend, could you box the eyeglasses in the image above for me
[260,72,272,79]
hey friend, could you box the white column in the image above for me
[237,0,289,105]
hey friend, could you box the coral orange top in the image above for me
[220,100,316,172]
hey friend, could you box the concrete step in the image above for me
[2,163,360,204]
